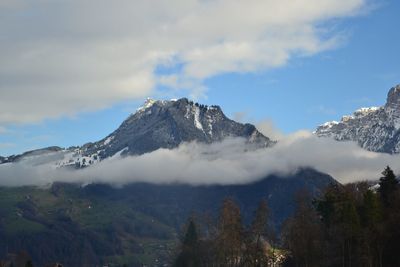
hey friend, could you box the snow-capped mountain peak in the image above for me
[354,107,381,117]
[315,84,400,154]
[88,97,274,158]
[136,98,157,113]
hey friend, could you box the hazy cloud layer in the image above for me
[0,0,367,124]
[0,133,399,187]
[256,120,285,140]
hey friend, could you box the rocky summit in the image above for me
[82,98,274,159]
[315,84,400,154]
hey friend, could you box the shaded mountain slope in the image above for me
[0,168,335,266]
[315,84,400,154]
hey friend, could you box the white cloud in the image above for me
[0,143,14,149]
[0,0,367,124]
[256,120,285,140]
[0,133,399,187]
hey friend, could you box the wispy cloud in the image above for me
[0,126,8,134]
[308,105,337,115]
[0,0,368,124]
[256,120,285,140]
[232,112,249,123]
[349,96,373,104]
[0,143,15,149]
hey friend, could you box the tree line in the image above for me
[173,197,281,267]
[0,250,63,267]
[283,166,400,267]
[173,166,400,267]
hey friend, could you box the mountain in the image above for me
[0,168,336,267]
[82,98,274,158]
[0,98,274,168]
[315,84,400,154]
[0,97,338,266]
[0,146,63,164]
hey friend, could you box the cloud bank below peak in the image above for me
[0,0,368,124]
[1,132,399,187]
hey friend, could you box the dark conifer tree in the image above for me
[377,166,400,266]
[173,219,200,267]
[282,191,323,267]
[360,189,384,267]
[378,166,399,206]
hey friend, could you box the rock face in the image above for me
[83,98,274,158]
[315,84,400,154]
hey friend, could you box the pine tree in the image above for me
[378,166,398,206]
[173,219,200,267]
[360,190,384,267]
[283,190,323,267]
[377,167,400,266]
[183,220,198,248]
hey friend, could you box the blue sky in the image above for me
[0,0,399,155]
[205,0,400,129]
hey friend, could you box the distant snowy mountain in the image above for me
[0,98,274,168]
[315,84,400,154]
[0,146,64,164]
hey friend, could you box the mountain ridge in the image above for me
[0,167,336,267]
[0,98,274,168]
[82,97,274,159]
[315,84,400,154]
